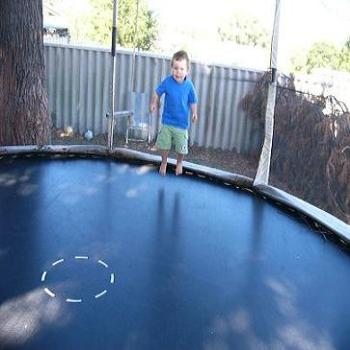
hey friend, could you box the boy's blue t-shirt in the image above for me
[156,75,198,130]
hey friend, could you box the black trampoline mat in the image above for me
[0,157,349,350]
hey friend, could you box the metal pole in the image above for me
[130,0,139,92]
[269,0,280,83]
[108,0,118,150]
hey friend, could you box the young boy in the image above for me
[149,50,198,176]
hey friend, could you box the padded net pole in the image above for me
[108,0,118,150]
[254,0,281,186]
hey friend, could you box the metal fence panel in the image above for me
[44,43,264,154]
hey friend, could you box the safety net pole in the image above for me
[254,0,281,186]
[108,0,118,150]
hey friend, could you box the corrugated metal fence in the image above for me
[44,43,265,154]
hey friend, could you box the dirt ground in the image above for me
[51,128,259,179]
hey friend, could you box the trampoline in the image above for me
[1,147,350,350]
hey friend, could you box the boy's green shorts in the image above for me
[156,125,188,154]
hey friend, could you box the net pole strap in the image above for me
[254,83,276,186]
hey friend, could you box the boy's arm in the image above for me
[149,92,160,113]
[190,103,198,123]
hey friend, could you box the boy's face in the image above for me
[171,58,188,83]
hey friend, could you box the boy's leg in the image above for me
[160,150,169,176]
[155,126,171,176]
[176,153,184,175]
[173,128,188,176]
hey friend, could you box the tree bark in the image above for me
[0,0,50,146]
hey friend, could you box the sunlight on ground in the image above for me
[126,184,148,199]
[0,169,37,197]
[0,173,20,187]
[136,165,156,175]
[17,184,38,196]
[117,164,130,174]
[204,277,336,350]
[0,288,64,347]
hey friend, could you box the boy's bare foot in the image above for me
[159,162,167,176]
[175,163,183,176]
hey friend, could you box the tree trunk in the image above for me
[0,0,50,146]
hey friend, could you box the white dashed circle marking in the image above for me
[41,256,115,303]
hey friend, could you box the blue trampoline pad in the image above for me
[0,157,349,350]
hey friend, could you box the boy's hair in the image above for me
[171,50,190,69]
